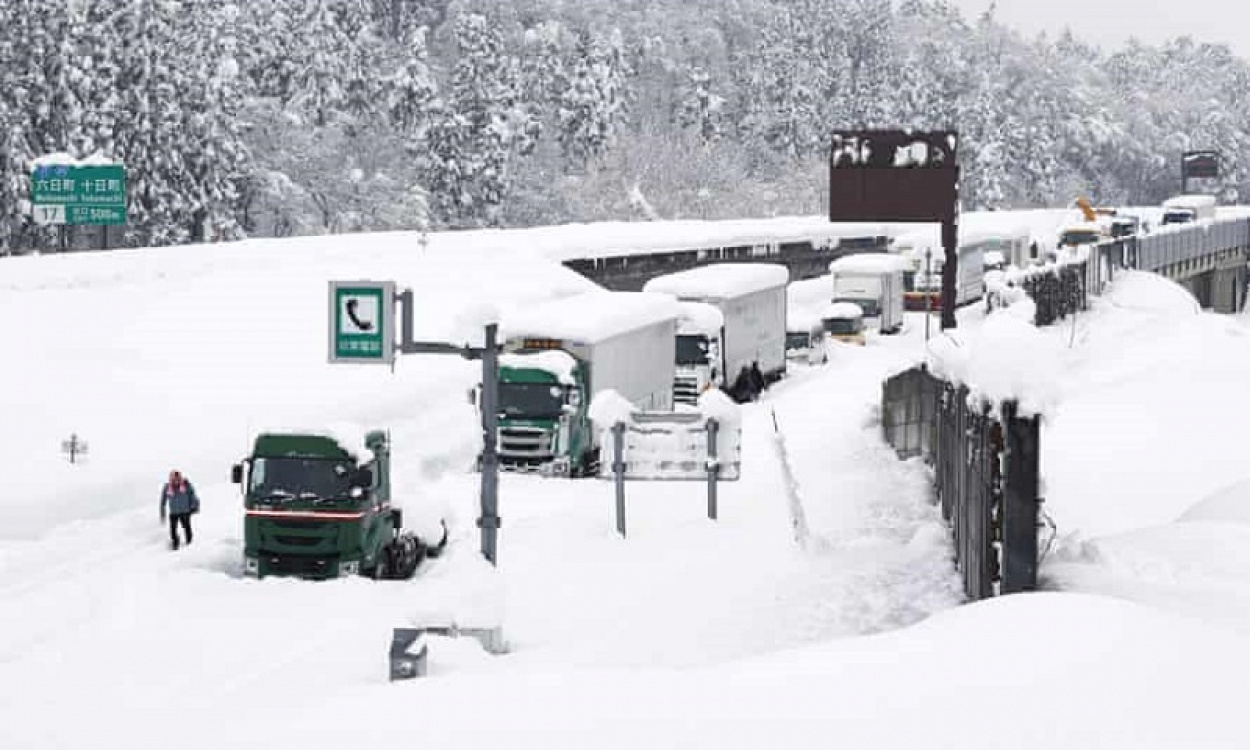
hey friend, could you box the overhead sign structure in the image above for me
[1182,150,1220,180]
[328,281,395,365]
[829,129,961,329]
[30,163,127,226]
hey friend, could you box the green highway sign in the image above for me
[30,163,127,226]
[328,281,395,364]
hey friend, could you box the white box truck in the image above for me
[643,263,789,404]
[1161,194,1216,225]
[828,253,907,334]
[497,291,679,477]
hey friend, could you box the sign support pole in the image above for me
[477,323,501,565]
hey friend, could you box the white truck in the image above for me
[828,254,907,334]
[642,263,789,404]
[786,304,829,365]
[1161,194,1216,225]
[497,291,680,476]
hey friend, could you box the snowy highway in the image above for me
[2,219,1250,748]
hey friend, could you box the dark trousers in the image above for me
[168,512,193,548]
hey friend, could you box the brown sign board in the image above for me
[1182,150,1219,180]
[828,130,961,329]
[829,130,959,223]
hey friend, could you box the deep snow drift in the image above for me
[2,217,1249,749]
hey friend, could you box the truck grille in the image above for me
[263,554,336,578]
[498,426,554,465]
[674,376,701,405]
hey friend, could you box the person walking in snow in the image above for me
[160,469,199,550]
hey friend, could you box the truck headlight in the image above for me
[244,556,259,577]
[338,561,360,576]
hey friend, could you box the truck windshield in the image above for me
[250,457,353,502]
[785,332,811,351]
[834,297,878,317]
[824,319,860,335]
[1060,230,1101,246]
[675,334,712,366]
[499,382,566,419]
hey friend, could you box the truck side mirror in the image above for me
[231,464,243,484]
[567,389,582,408]
[352,467,373,489]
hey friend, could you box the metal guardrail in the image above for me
[1135,217,1250,272]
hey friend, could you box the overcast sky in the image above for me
[948,0,1250,60]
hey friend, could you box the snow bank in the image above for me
[642,263,789,299]
[928,298,1061,415]
[696,387,741,431]
[502,291,679,343]
[1102,270,1200,316]
[588,389,636,428]
[829,253,909,274]
[1177,479,1250,525]
[499,350,578,385]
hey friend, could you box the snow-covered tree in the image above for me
[556,29,628,169]
[423,12,537,227]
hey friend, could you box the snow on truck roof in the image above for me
[499,350,578,385]
[643,263,790,299]
[823,301,865,320]
[1163,194,1216,208]
[502,291,679,343]
[829,253,909,274]
[677,301,724,335]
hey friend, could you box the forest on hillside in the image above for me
[2,0,1248,252]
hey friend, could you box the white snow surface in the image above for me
[501,290,679,343]
[788,273,833,308]
[829,252,910,274]
[499,350,578,386]
[2,217,1250,748]
[30,150,123,167]
[642,262,789,299]
[676,300,724,335]
[823,301,866,320]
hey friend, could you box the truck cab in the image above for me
[672,301,725,403]
[1162,194,1216,225]
[232,430,434,580]
[497,347,590,477]
[821,301,866,346]
[786,306,828,365]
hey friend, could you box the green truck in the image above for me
[231,430,445,580]
[496,291,680,477]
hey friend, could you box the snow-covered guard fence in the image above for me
[882,365,1040,601]
[996,216,1250,325]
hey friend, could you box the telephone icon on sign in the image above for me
[340,296,379,334]
[346,299,373,331]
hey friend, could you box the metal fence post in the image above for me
[706,418,719,521]
[1001,402,1040,594]
[613,422,627,537]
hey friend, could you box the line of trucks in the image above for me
[230,259,912,580]
[492,259,913,476]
